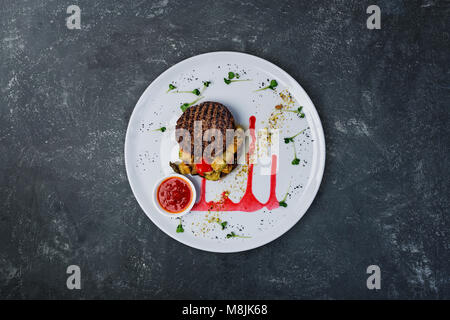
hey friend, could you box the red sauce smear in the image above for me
[192,116,279,212]
[157,176,193,213]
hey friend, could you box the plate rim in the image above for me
[124,51,326,253]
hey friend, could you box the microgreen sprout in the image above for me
[224,78,250,85]
[284,129,305,165]
[227,72,240,79]
[226,232,250,239]
[284,129,306,144]
[200,81,211,94]
[212,217,228,230]
[176,218,184,233]
[279,200,287,207]
[152,127,166,132]
[255,79,278,92]
[166,84,176,93]
[180,96,204,112]
[173,88,201,96]
[285,106,305,118]
[279,184,290,207]
[224,72,250,85]
[291,143,300,165]
[284,137,294,144]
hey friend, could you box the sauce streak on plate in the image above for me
[192,116,280,212]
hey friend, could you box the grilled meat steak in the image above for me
[172,101,242,180]
[176,101,235,157]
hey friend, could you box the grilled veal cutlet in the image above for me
[170,101,243,181]
[176,101,235,155]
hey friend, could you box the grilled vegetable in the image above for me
[169,162,181,174]
[204,171,220,181]
[222,164,233,174]
[171,114,245,181]
[179,149,192,163]
[179,162,191,175]
[211,157,227,172]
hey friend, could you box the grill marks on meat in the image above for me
[176,101,235,157]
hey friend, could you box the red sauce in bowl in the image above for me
[157,177,193,214]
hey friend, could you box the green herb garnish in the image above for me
[167,84,176,93]
[255,79,278,92]
[284,137,294,144]
[284,129,306,144]
[226,231,250,239]
[285,106,305,118]
[228,72,240,79]
[173,88,201,96]
[200,81,211,94]
[213,217,228,230]
[180,96,204,112]
[180,103,190,112]
[279,184,290,207]
[284,129,305,166]
[224,78,250,85]
[176,218,184,233]
[153,127,166,132]
[224,72,250,85]
[291,143,300,165]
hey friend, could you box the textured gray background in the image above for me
[0,0,449,299]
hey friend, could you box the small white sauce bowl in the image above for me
[152,174,196,217]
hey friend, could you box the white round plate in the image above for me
[125,52,325,253]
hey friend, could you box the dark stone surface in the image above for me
[0,0,448,299]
